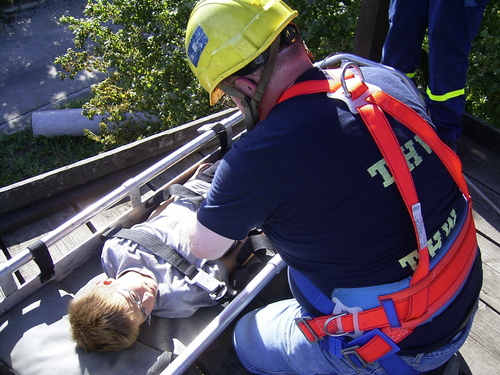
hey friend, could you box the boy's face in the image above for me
[96,271,158,327]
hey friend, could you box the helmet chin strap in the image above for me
[218,37,280,131]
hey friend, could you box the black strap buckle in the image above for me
[28,240,55,283]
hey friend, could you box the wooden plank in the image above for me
[469,182,500,233]
[142,151,215,193]
[2,208,95,282]
[473,210,500,246]
[474,213,500,251]
[460,301,500,375]
[474,218,500,314]
[462,113,500,156]
[0,108,240,216]
[480,261,499,315]
[461,136,500,185]
[0,121,236,234]
[461,139,500,203]
[79,197,133,232]
[0,250,17,300]
[352,0,390,62]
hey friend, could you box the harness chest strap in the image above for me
[279,69,478,365]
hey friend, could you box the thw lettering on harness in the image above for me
[367,135,428,188]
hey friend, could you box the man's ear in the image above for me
[233,76,258,98]
[142,290,156,307]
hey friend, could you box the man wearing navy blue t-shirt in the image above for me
[184,1,482,374]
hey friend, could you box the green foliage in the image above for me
[55,0,497,148]
[288,0,360,59]
[55,0,360,147]
[0,127,105,188]
[55,0,220,147]
[466,1,499,129]
[58,93,95,109]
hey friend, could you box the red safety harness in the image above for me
[277,64,478,370]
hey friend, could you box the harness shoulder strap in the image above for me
[277,69,349,104]
[279,64,477,372]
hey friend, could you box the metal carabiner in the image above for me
[339,62,365,99]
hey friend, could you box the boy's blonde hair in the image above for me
[68,285,140,351]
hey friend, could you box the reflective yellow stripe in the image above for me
[426,87,465,102]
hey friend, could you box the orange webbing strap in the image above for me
[280,68,478,364]
[277,70,352,104]
[357,82,478,359]
[278,80,341,104]
[360,112,429,324]
[340,75,431,320]
[296,209,477,334]
[357,97,430,285]
[367,90,470,198]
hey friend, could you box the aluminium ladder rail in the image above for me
[0,111,243,285]
[161,254,286,375]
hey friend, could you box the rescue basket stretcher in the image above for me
[0,106,290,375]
[0,54,448,375]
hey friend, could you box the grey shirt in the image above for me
[101,179,229,318]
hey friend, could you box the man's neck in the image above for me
[258,50,314,120]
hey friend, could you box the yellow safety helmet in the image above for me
[185,0,298,105]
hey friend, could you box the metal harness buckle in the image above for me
[324,312,349,337]
[295,316,320,343]
[341,346,369,368]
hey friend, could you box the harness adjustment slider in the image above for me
[295,316,321,343]
[341,346,369,368]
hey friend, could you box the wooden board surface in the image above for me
[458,133,500,375]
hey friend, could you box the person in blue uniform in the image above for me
[381,0,488,151]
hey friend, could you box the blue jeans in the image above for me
[233,299,474,375]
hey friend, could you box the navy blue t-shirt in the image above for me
[198,66,481,352]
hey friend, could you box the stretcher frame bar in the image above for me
[162,254,286,375]
[0,111,244,304]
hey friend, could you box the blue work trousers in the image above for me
[381,0,487,142]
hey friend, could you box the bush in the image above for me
[54,0,361,148]
[288,0,360,58]
[55,0,220,147]
[55,0,497,149]
[466,1,499,129]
